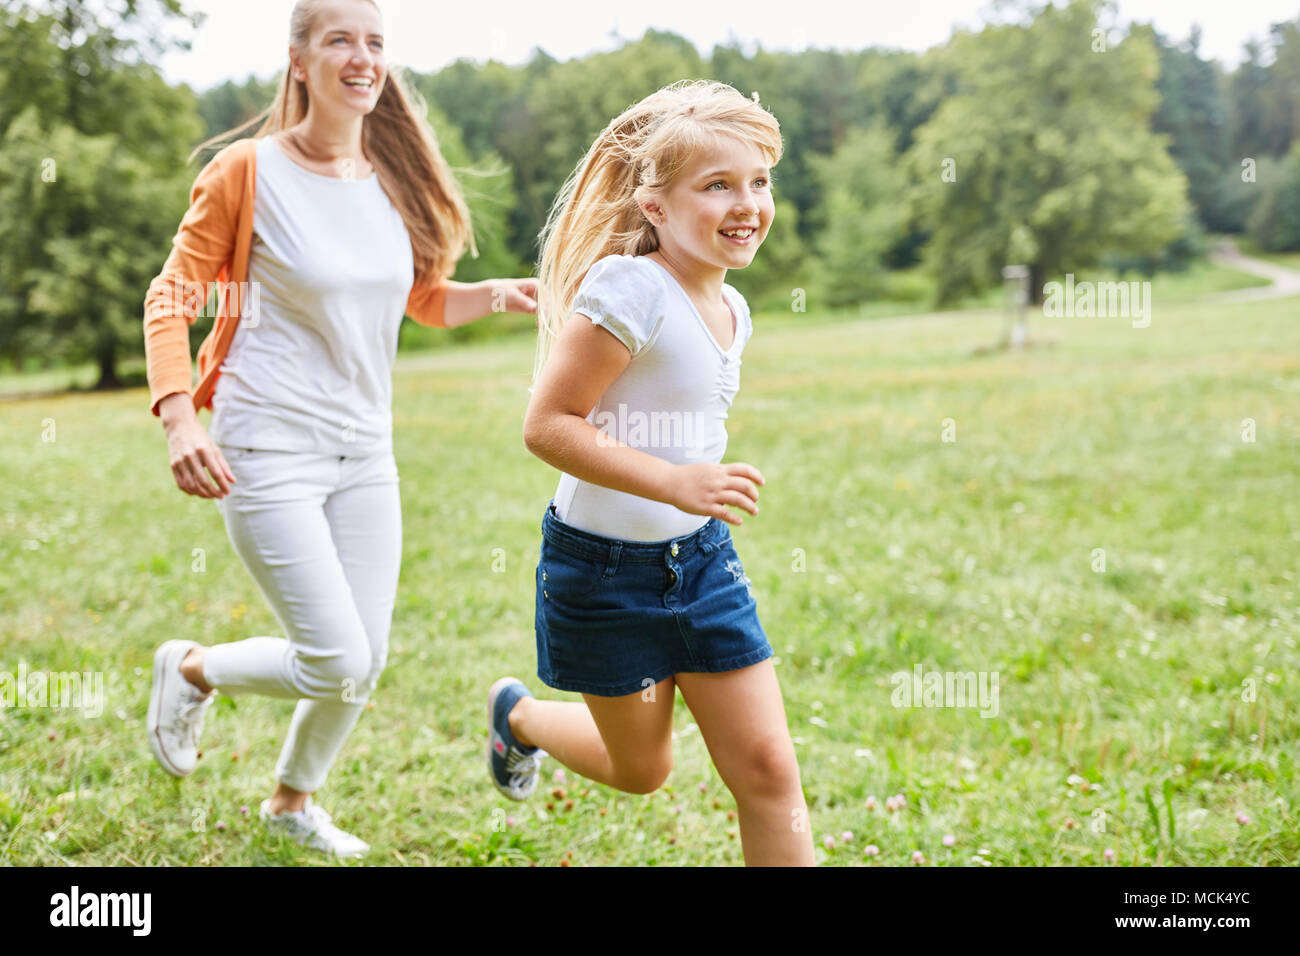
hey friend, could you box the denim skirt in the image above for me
[535,501,773,697]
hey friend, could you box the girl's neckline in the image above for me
[638,256,740,356]
[265,134,377,184]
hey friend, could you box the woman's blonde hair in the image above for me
[532,79,782,381]
[192,0,473,284]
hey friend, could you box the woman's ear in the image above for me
[289,46,306,82]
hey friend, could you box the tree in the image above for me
[195,74,280,142]
[1143,25,1233,231]
[810,126,904,308]
[0,1,203,385]
[1246,145,1300,252]
[0,107,193,385]
[905,0,1189,305]
[421,101,526,287]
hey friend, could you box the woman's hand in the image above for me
[159,392,235,499]
[668,462,765,526]
[444,277,538,327]
[491,277,538,316]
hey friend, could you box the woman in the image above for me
[142,0,537,858]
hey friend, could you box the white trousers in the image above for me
[207,444,401,793]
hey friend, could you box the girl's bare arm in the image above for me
[523,315,764,525]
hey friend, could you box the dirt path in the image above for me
[1206,239,1300,303]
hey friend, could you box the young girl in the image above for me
[487,81,814,866]
[143,0,536,858]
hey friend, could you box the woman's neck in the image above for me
[289,109,365,162]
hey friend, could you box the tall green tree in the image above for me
[1228,36,1299,168]
[810,126,904,308]
[2,108,193,386]
[1142,25,1233,231]
[0,2,203,384]
[1247,145,1300,252]
[905,0,1189,305]
[195,74,281,142]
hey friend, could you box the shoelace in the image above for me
[504,747,543,788]
[302,803,337,833]
[170,693,213,748]
[291,803,363,850]
[270,801,326,835]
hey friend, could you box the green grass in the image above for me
[1,292,1297,866]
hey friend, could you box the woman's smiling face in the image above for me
[292,0,387,117]
[644,135,775,273]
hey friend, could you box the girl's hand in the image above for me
[669,462,765,526]
[159,393,235,499]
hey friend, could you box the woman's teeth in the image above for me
[342,77,373,88]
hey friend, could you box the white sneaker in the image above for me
[260,798,370,859]
[147,640,214,777]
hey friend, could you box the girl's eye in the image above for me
[754,178,769,188]
[707,181,726,191]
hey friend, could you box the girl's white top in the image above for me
[553,254,754,542]
[209,136,415,456]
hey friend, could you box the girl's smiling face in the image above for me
[642,136,774,274]
[292,0,387,117]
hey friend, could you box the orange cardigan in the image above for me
[143,138,449,417]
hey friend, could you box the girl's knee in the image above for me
[729,736,800,799]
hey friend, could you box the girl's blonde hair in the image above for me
[192,0,473,285]
[533,79,783,381]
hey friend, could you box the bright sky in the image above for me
[158,0,1300,91]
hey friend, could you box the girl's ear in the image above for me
[639,198,666,228]
[290,46,306,82]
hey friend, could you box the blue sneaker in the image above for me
[487,677,546,801]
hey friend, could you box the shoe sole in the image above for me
[147,640,194,777]
[487,676,532,801]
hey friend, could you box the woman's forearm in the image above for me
[442,278,537,328]
[441,280,489,328]
[524,412,679,506]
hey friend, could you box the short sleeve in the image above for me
[572,255,665,357]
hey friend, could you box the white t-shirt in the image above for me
[553,254,754,542]
[209,136,415,456]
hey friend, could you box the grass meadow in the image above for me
[1,276,1297,866]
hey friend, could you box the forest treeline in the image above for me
[3,0,1298,386]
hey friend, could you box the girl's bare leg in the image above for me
[510,678,675,794]
[676,660,815,866]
